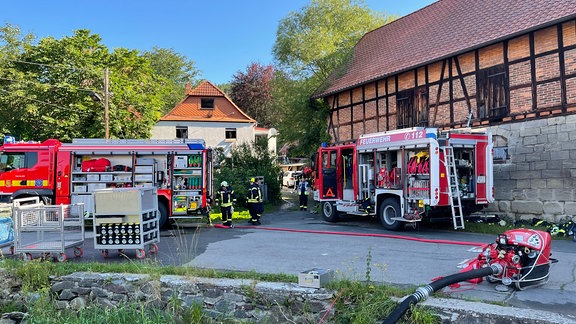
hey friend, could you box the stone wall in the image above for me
[487,116,576,223]
[49,272,335,323]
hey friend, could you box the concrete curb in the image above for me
[417,297,576,324]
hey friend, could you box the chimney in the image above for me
[185,83,191,94]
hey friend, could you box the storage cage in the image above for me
[12,198,84,262]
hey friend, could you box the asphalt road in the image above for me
[3,191,576,320]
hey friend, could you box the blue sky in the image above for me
[2,0,435,85]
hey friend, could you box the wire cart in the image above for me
[0,203,14,255]
[12,198,85,262]
[93,187,159,259]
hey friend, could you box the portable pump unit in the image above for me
[385,228,558,323]
[461,228,557,290]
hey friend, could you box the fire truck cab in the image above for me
[312,127,494,230]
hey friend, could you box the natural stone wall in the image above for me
[487,116,576,223]
[49,272,335,323]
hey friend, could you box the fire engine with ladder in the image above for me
[0,137,213,228]
[311,127,494,230]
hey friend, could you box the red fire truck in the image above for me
[311,127,494,230]
[0,138,213,228]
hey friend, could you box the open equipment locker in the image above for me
[12,197,85,262]
[93,187,159,259]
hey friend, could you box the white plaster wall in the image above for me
[151,121,255,148]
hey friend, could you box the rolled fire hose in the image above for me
[383,263,503,324]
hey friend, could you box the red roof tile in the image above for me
[313,0,576,98]
[161,81,256,123]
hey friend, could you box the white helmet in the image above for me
[221,181,228,187]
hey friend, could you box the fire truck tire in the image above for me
[322,202,339,222]
[158,202,169,229]
[379,198,403,231]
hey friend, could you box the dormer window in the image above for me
[201,98,214,109]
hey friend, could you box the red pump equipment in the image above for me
[461,228,556,290]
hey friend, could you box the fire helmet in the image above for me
[221,181,228,187]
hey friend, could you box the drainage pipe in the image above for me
[383,263,503,324]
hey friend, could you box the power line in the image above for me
[0,88,91,115]
[8,59,103,74]
[0,76,98,93]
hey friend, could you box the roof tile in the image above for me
[161,81,256,123]
[314,0,576,98]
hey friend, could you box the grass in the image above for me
[4,196,537,324]
[0,250,440,323]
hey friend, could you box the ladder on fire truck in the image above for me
[443,146,465,229]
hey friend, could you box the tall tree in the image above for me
[142,47,201,114]
[5,29,110,141]
[273,0,392,81]
[0,27,181,141]
[0,23,36,137]
[229,62,276,128]
[272,0,395,156]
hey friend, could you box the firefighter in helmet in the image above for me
[216,181,235,227]
[247,177,263,225]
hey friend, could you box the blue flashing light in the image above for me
[3,136,15,144]
[425,132,437,140]
[321,142,327,147]
[187,143,205,150]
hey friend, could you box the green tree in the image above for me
[5,29,110,141]
[107,47,167,139]
[215,138,282,207]
[271,71,330,157]
[229,62,276,128]
[273,0,391,81]
[142,47,201,114]
[0,23,36,137]
[0,27,181,141]
[272,0,395,157]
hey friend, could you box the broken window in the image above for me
[493,135,509,164]
[397,87,428,128]
[477,65,508,121]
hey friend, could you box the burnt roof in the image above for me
[313,0,576,98]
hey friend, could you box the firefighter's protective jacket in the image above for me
[217,187,235,207]
[298,180,309,196]
[247,183,262,203]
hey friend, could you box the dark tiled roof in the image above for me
[161,81,255,123]
[313,0,576,98]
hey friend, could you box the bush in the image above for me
[214,138,282,208]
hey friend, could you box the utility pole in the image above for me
[104,67,110,140]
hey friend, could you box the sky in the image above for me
[2,0,436,85]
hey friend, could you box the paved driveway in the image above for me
[3,194,576,319]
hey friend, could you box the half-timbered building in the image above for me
[312,0,576,222]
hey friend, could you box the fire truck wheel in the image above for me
[379,198,403,231]
[322,202,339,222]
[158,203,169,229]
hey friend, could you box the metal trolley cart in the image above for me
[0,203,14,254]
[12,198,85,262]
[93,187,159,259]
